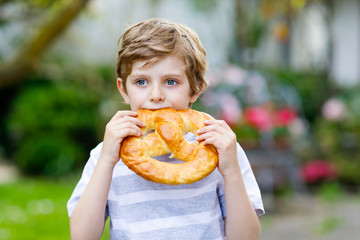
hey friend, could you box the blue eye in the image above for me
[136,79,147,86]
[166,79,177,86]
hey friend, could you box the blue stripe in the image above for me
[109,190,220,221]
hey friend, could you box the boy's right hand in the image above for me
[99,110,145,166]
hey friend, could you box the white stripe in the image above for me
[81,173,90,183]
[112,209,222,233]
[112,164,135,177]
[109,180,218,206]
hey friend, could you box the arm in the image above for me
[196,119,260,240]
[70,111,144,240]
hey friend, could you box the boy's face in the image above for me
[118,55,201,111]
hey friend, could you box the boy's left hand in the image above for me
[196,119,240,178]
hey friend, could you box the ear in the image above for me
[189,91,201,104]
[189,84,206,104]
[117,78,130,104]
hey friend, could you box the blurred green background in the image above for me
[1,0,360,239]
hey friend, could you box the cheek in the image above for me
[128,89,147,105]
[168,92,192,108]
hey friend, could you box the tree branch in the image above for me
[0,0,91,89]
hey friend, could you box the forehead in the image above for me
[131,55,186,74]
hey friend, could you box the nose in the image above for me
[149,85,165,103]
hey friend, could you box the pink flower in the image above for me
[243,106,272,132]
[274,107,297,126]
[205,69,222,87]
[322,98,347,121]
[218,93,241,126]
[300,160,338,183]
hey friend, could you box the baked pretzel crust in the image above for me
[120,108,219,184]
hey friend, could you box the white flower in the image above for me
[289,118,308,137]
[222,64,247,86]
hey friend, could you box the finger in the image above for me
[119,127,144,138]
[111,110,138,121]
[115,115,145,128]
[200,136,219,147]
[198,119,232,134]
[106,121,144,138]
[195,131,215,142]
[117,121,145,135]
[197,124,223,135]
[205,119,232,129]
[105,126,143,145]
[112,127,143,139]
[108,112,145,129]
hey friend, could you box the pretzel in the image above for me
[120,108,218,185]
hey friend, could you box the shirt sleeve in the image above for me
[67,143,109,218]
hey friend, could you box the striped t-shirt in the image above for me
[67,133,264,239]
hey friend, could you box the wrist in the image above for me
[221,163,242,182]
[98,153,118,170]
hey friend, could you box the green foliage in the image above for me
[318,182,344,203]
[0,177,110,239]
[315,121,360,184]
[232,125,260,149]
[16,134,83,176]
[258,70,360,185]
[313,216,342,236]
[0,178,73,239]
[314,87,360,185]
[0,0,72,26]
[190,0,218,13]
[7,83,100,177]
[266,69,334,124]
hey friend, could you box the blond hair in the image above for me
[116,18,208,96]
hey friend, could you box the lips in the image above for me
[143,107,172,111]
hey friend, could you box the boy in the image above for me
[67,18,264,240]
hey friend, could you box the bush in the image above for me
[16,134,83,176]
[314,87,360,185]
[7,83,100,176]
[315,120,360,184]
[265,69,335,124]
[193,64,308,149]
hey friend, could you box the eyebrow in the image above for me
[128,73,148,79]
[163,73,185,79]
[129,73,185,79]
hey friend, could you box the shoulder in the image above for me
[89,142,103,161]
[78,142,104,174]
